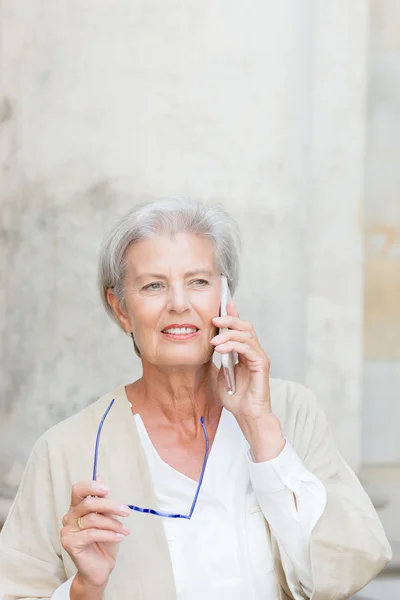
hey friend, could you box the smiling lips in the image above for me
[161,324,199,340]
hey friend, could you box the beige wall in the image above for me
[0,1,369,521]
[362,0,400,464]
[364,0,400,362]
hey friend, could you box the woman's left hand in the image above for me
[212,302,286,461]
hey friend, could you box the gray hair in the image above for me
[98,197,241,350]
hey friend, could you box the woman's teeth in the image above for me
[163,327,197,335]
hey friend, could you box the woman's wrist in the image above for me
[237,412,286,462]
[70,573,107,600]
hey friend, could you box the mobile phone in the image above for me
[220,275,236,395]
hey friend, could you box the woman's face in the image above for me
[110,232,222,367]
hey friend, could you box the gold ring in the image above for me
[77,517,84,531]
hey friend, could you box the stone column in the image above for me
[362,0,400,465]
[305,1,368,471]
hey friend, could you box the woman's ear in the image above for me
[106,288,131,333]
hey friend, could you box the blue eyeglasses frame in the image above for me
[92,399,210,519]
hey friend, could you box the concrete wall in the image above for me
[0,1,368,520]
[362,0,400,464]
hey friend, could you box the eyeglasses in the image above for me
[92,399,210,519]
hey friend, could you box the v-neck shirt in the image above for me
[133,408,325,600]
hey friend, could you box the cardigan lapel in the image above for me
[92,386,177,600]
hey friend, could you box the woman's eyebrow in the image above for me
[136,269,214,281]
[185,269,214,278]
[136,272,167,281]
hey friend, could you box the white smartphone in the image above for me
[220,275,236,395]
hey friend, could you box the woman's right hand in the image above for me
[61,480,131,591]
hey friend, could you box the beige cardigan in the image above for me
[0,379,392,600]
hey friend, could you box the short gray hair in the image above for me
[98,197,241,339]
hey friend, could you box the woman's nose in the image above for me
[167,285,191,313]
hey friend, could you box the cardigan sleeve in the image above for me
[271,384,392,600]
[0,435,67,599]
[248,441,326,598]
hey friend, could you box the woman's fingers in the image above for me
[213,315,253,332]
[211,323,265,361]
[61,499,131,556]
[70,480,110,507]
[62,527,126,551]
[214,340,269,368]
[63,480,131,531]
[74,496,131,519]
[80,529,126,544]
[226,299,240,318]
[214,340,256,358]
[61,480,128,587]
[211,330,252,347]
[74,513,130,536]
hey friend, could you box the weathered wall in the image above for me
[0,1,368,520]
[362,0,400,464]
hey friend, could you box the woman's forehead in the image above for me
[125,233,218,276]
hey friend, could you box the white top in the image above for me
[52,409,326,600]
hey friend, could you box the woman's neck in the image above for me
[127,360,221,426]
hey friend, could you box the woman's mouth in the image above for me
[161,326,199,340]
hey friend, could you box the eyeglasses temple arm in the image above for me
[92,398,115,481]
[188,416,209,518]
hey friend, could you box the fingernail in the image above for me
[115,533,125,541]
[121,505,131,515]
[123,528,131,536]
[213,316,223,321]
[94,482,110,493]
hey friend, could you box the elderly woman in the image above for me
[0,198,391,600]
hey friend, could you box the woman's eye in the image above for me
[191,279,209,287]
[143,282,163,291]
